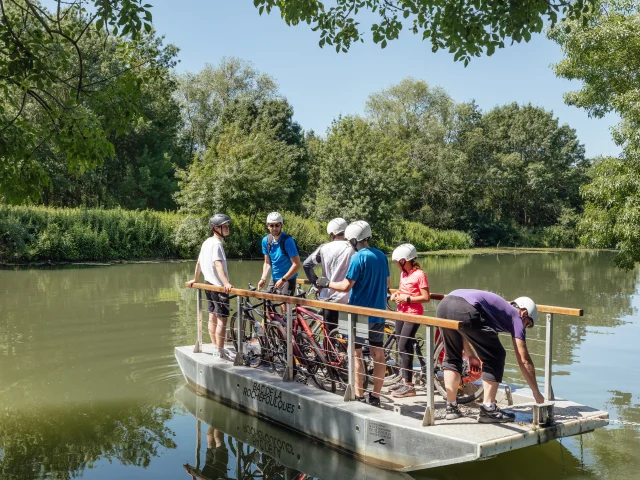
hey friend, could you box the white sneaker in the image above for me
[211,346,220,357]
[218,348,229,360]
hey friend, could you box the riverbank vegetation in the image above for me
[1,0,635,265]
[0,206,472,263]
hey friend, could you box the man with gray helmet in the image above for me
[303,218,354,332]
[437,290,545,423]
[258,212,301,296]
[187,214,233,358]
[318,220,390,407]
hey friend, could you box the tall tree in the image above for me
[0,0,155,203]
[550,0,640,267]
[314,116,408,236]
[175,58,278,158]
[252,0,595,64]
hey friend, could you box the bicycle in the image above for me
[229,284,338,392]
[377,294,484,404]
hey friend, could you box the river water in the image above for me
[1,251,639,479]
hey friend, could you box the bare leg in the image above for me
[216,316,228,349]
[482,380,499,405]
[370,346,385,397]
[208,313,217,345]
[354,348,364,397]
[444,369,462,403]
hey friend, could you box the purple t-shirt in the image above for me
[450,289,526,340]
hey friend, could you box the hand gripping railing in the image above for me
[187,281,462,426]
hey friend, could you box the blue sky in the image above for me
[151,1,619,159]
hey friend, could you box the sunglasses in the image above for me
[267,223,282,228]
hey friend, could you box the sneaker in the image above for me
[387,380,406,392]
[356,395,366,403]
[367,393,381,407]
[218,348,229,360]
[211,346,220,357]
[445,404,463,420]
[478,405,516,424]
[392,384,416,398]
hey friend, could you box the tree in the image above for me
[252,0,595,64]
[0,0,155,203]
[550,0,640,267]
[314,116,408,236]
[175,99,305,224]
[40,35,185,210]
[459,103,587,243]
[175,58,278,157]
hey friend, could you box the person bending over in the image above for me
[437,290,544,423]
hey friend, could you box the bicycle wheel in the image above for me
[265,322,288,368]
[296,331,336,393]
[228,312,263,368]
[433,340,484,404]
[382,321,402,386]
[327,330,369,390]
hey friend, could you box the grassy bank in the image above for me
[0,206,473,263]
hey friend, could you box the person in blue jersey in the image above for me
[318,220,390,407]
[257,212,301,296]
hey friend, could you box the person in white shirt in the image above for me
[187,214,233,358]
[303,218,354,332]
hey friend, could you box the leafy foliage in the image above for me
[0,0,158,203]
[252,0,595,64]
[551,0,640,267]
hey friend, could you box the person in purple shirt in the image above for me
[436,289,545,423]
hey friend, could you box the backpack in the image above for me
[267,233,297,258]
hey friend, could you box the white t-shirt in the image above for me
[198,236,228,286]
[306,240,354,304]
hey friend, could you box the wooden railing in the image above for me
[188,279,583,426]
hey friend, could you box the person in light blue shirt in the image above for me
[321,220,390,407]
[257,212,301,296]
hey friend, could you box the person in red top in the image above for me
[389,243,430,398]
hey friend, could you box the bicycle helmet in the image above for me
[345,221,372,248]
[392,243,418,262]
[512,296,538,325]
[266,212,283,224]
[209,213,231,227]
[327,217,348,236]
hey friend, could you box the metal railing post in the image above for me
[344,313,356,401]
[234,295,244,366]
[193,289,202,353]
[422,326,435,426]
[283,303,294,381]
[544,313,555,401]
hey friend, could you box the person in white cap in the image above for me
[436,290,544,423]
[303,218,354,332]
[388,243,431,398]
[317,220,389,407]
[257,212,301,295]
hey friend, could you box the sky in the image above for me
[150,1,620,159]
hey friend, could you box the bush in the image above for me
[0,206,474,263]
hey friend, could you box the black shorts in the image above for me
[204,282,230,317]
[267,278,297,296]
[322,308,340,333]
[355,321,385,348]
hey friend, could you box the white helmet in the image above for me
[327,218,348,236]
[512,296,538,325]
[345,220,372,242]
[266,212,283,224]
[392,243,417,262]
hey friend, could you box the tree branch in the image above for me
[0,90,27,134]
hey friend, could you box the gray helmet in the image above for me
[209,213,231,228]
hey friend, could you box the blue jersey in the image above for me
[262,233,299,280]
[346,247,389,324]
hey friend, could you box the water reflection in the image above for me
[0,402,177,480]
[176,386,411,480]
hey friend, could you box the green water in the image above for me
[1,251,639,479]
